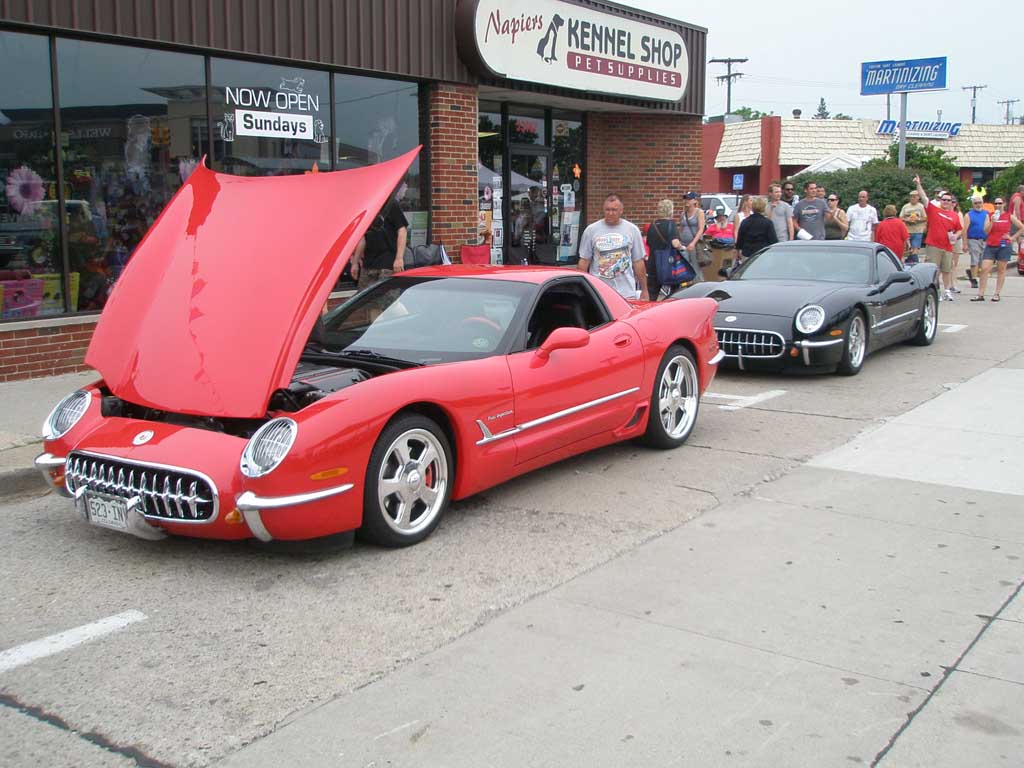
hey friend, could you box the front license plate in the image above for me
[85,492,129,532]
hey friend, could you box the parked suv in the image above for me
[701,194,739,222]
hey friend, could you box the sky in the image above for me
[629,1,1024,126]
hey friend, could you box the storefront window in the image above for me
[552,112,584,261]
[210,58,330,176]
[57,39,206,312]
[508,107,544,146]
[478,102,503,261]
[0,31,61,318]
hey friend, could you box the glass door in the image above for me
[508,149,555,265]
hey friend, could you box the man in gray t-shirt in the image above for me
[578,194,648,300]
[793,180,829,240]
[767,183,794,242]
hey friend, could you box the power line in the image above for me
[710,57,748,114]
[962,85,987,124]
[997,98,1020,124]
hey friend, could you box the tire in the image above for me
[836,310,867,376]
[641,345,700,449]
[908,289,938,346]
[359,414,452,547]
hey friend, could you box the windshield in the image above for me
[732,246,871,284]
[316,276,535,364]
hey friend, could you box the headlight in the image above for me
[240,418,297,478]
[42,390,90,440]
[795,305,826,335]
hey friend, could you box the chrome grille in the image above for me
[65,452,218,523]
[715,328,786,359]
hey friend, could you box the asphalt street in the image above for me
[1,275,1023,767]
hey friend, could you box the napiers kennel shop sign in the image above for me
[455,0,689,102]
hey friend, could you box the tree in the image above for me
[731,106,772,121]
[785,161,954,216]
[989,159,1024,203]
[813,98,830,120]
[834,113,854,120]
[883,142,966,201]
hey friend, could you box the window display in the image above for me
[0,31,60,317]
[57,39,207,311]
[211,59,330,176]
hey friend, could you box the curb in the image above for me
[0,443,49,501]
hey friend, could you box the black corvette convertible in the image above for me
[674,241,940,375]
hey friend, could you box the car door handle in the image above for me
[613,334,632,347]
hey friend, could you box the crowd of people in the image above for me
[573,182,1023,304]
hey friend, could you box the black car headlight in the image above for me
[42,390,90,440]
[241,418,297,478]
[795,305,826,335]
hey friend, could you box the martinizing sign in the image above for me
[860,57,947,96]
[455,0,689,102]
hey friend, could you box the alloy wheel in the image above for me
[376,428,448,535]
[848,314,866,368]
[658,354,699,439]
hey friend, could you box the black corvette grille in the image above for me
[715,328,786,359]
[66,452,218,522]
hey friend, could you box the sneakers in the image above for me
[950,285,962,294]
[942,289,955,301]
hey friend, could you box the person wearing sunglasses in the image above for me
[914,175,962,301]
[973,199,1023,302]
[964,195,989,288]
[824,194,848,240]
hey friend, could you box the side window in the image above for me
[876,250,898,281]
[525,281,607,349]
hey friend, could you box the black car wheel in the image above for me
[359,414,452,547]
[836,310,867,376]
[642,345,700,449]
[908,289,938,346]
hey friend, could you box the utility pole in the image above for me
[710,57,748,114]
[997,98,1020,124]
[962,84,987,123]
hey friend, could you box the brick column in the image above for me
[427,83,478,261]
[759,116,782,194]
[585,113,702,227]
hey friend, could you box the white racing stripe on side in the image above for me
[0,610,147,674]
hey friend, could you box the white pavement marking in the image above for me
[704,389,787,411]
[373,720,420,741]
[0,610,147,674]
[810,368,1024,496]
[939,323,968,333]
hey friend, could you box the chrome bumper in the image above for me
[34,452,72,497]
[793,337,844,366]
[709,349,726,365]
[236,484,354,542]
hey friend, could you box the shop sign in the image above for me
[876,120,961,139]
[220,78,327,143]
[456,0,689,102]
[860,57,947,96]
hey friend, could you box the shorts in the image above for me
[968,238,986,266]
[909,232,924,249]
[983,243,1012,262]
[357,267,394,290]
[924,245,953,273]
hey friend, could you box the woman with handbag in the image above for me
[679,192,707,283]
[646,199,688,299]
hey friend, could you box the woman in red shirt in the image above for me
[973,199,1024,302]
[874,205,910,261]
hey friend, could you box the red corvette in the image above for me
[35,150,722,547]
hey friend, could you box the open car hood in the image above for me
[87,148,419,418]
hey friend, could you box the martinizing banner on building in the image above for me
[456,0,689,102]
[860,57,947,96]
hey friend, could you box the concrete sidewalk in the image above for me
[0,370,95,498]
[218,365,1024,768]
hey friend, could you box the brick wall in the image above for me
[427,83,479,261]
[0,320,95,382]
[585,113,703,227]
